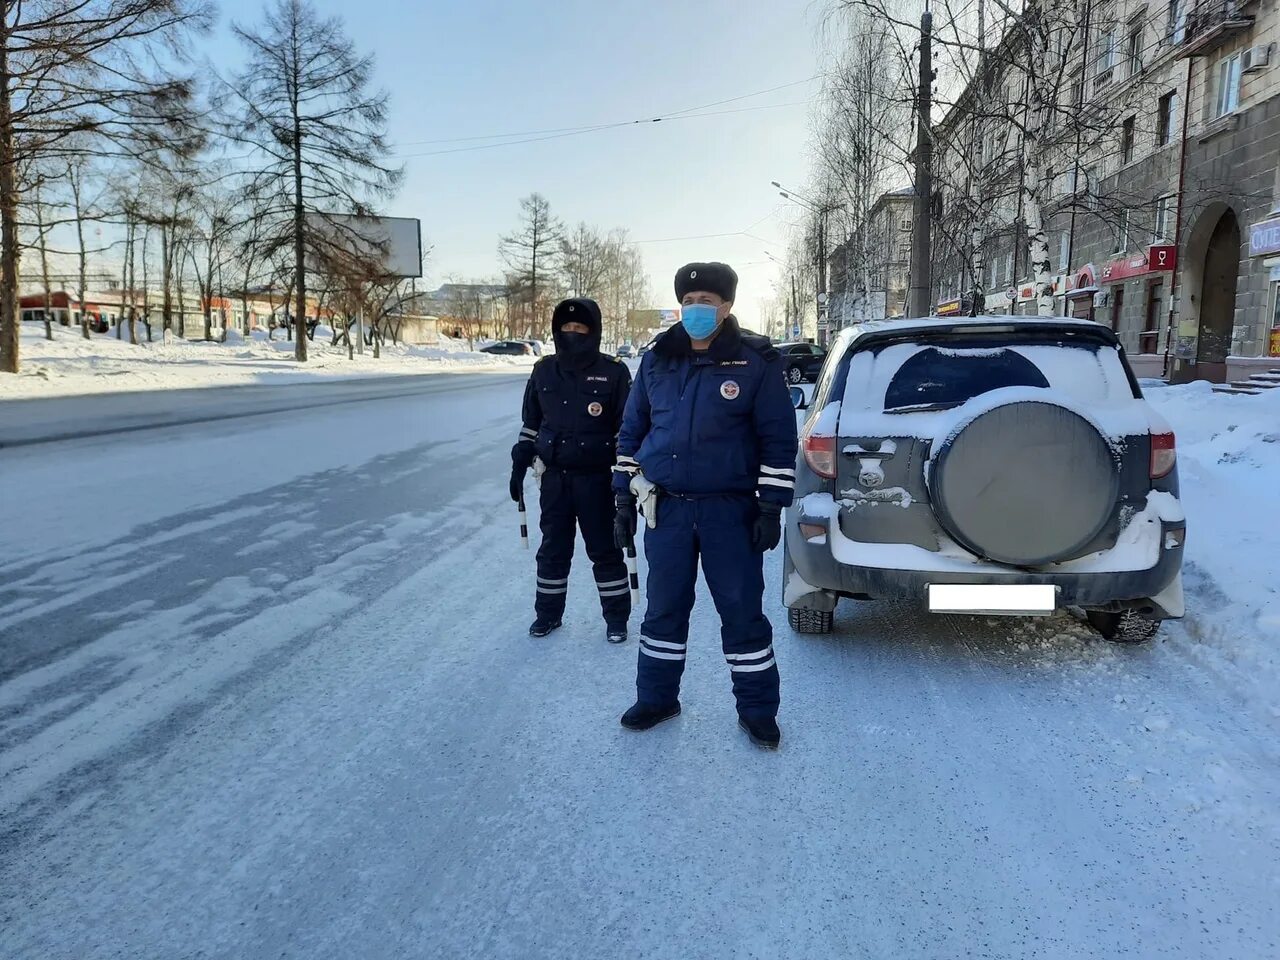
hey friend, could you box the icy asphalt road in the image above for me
[1,374,1277,960]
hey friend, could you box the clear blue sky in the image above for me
[215,0,827,320]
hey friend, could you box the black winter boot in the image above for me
[620,701,681,731]
[606,626,628,644]
[738,715,781,749]
[528,619,562,638]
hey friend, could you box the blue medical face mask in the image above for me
[681,303,720,340]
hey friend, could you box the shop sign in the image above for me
[936,298,964,317]
[1148,244,1177,271]
[1250,216,1280,258]
[1270,327,1280,358]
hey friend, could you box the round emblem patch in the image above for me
[720,380,740,400]
[587,401,603,417]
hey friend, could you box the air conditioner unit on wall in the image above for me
[1242,44,1274,74]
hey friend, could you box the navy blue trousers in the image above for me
[636,495,779,720]
[535,468,630,629]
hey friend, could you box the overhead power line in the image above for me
[388,76,821,149]
[396,99,816,159]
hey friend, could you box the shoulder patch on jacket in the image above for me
[740,332,780,362]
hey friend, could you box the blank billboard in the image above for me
[307,213,423,279]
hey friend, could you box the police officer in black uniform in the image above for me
[511,297,633,642]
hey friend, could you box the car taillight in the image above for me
[803,434,837,479]
[1150,432,1176,478]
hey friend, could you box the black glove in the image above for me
[510,442,535,502]
[613,493,638,550]
[751,501,783,552]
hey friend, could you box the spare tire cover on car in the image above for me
[929,401,1119,567]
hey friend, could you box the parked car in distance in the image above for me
[480,340,535,356]
[616,344,636,359]
[785,315,1185,644]
[777,341,827,384]
[517,339,545,356]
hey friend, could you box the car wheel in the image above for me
[1086,610,1162,644]
[786,365,803,385]
[788,606,833,635]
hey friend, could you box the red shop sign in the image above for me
[1148,244,1177,271]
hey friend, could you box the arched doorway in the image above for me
[1197,208,1241,380]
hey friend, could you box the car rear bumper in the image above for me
[786,520,1186,618]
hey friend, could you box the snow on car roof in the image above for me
[834,314,1109,347]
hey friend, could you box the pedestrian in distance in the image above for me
[511,297,634,643]
[613,262,799,748]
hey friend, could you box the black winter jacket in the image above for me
[517,354,632,472]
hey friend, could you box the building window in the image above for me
[1084,167,1099,209]
[1156,91,1177,146]
[1121,116,1136,164]
[1059,232,1071,271]
[1114,209,1130,253]
[1168,0,1186,45]
[1067,71,1083,110]
[1127,24,1144,77]
[1004,253,1014,283]
[1093,11,1117,88]
[1154,194,1175,242]
[1214,54,1242,118]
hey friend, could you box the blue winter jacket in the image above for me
[613,317,799,507]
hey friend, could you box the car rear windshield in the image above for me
[843,333,1138,413]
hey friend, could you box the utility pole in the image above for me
[907,8,934,318]
[816,210,828,344]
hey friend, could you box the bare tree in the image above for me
[817,7,913,324]
[500,193,563,339]
[0,0,210,373]
[560,223,611,298]
[222,0,402,364]
[186,184,238,341]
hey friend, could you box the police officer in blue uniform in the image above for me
[511,297,633,642]
[612,263,798,748]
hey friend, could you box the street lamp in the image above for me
[772,180,841,344]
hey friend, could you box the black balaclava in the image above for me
[551,297,603,371]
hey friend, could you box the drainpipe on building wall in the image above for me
[1162,57,1194,380]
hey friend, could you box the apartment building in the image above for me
[928,0,1280,381]
[827,189,915,324]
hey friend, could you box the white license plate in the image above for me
[928,584,1058,616]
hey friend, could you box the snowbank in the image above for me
[0,324,535,399]
[1143,383,1280,699]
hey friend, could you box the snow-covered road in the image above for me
[1,378,1277,959]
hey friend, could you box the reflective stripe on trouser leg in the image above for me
[534,470,575,623]
[636,497,698,706]
[575,470,631,629]
[696,495,780,720]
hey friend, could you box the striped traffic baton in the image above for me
[625,541,639,606]
[518,492,529,548]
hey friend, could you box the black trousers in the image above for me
[535,468,630,629]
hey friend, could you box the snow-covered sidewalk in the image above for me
[0,323,534,399]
